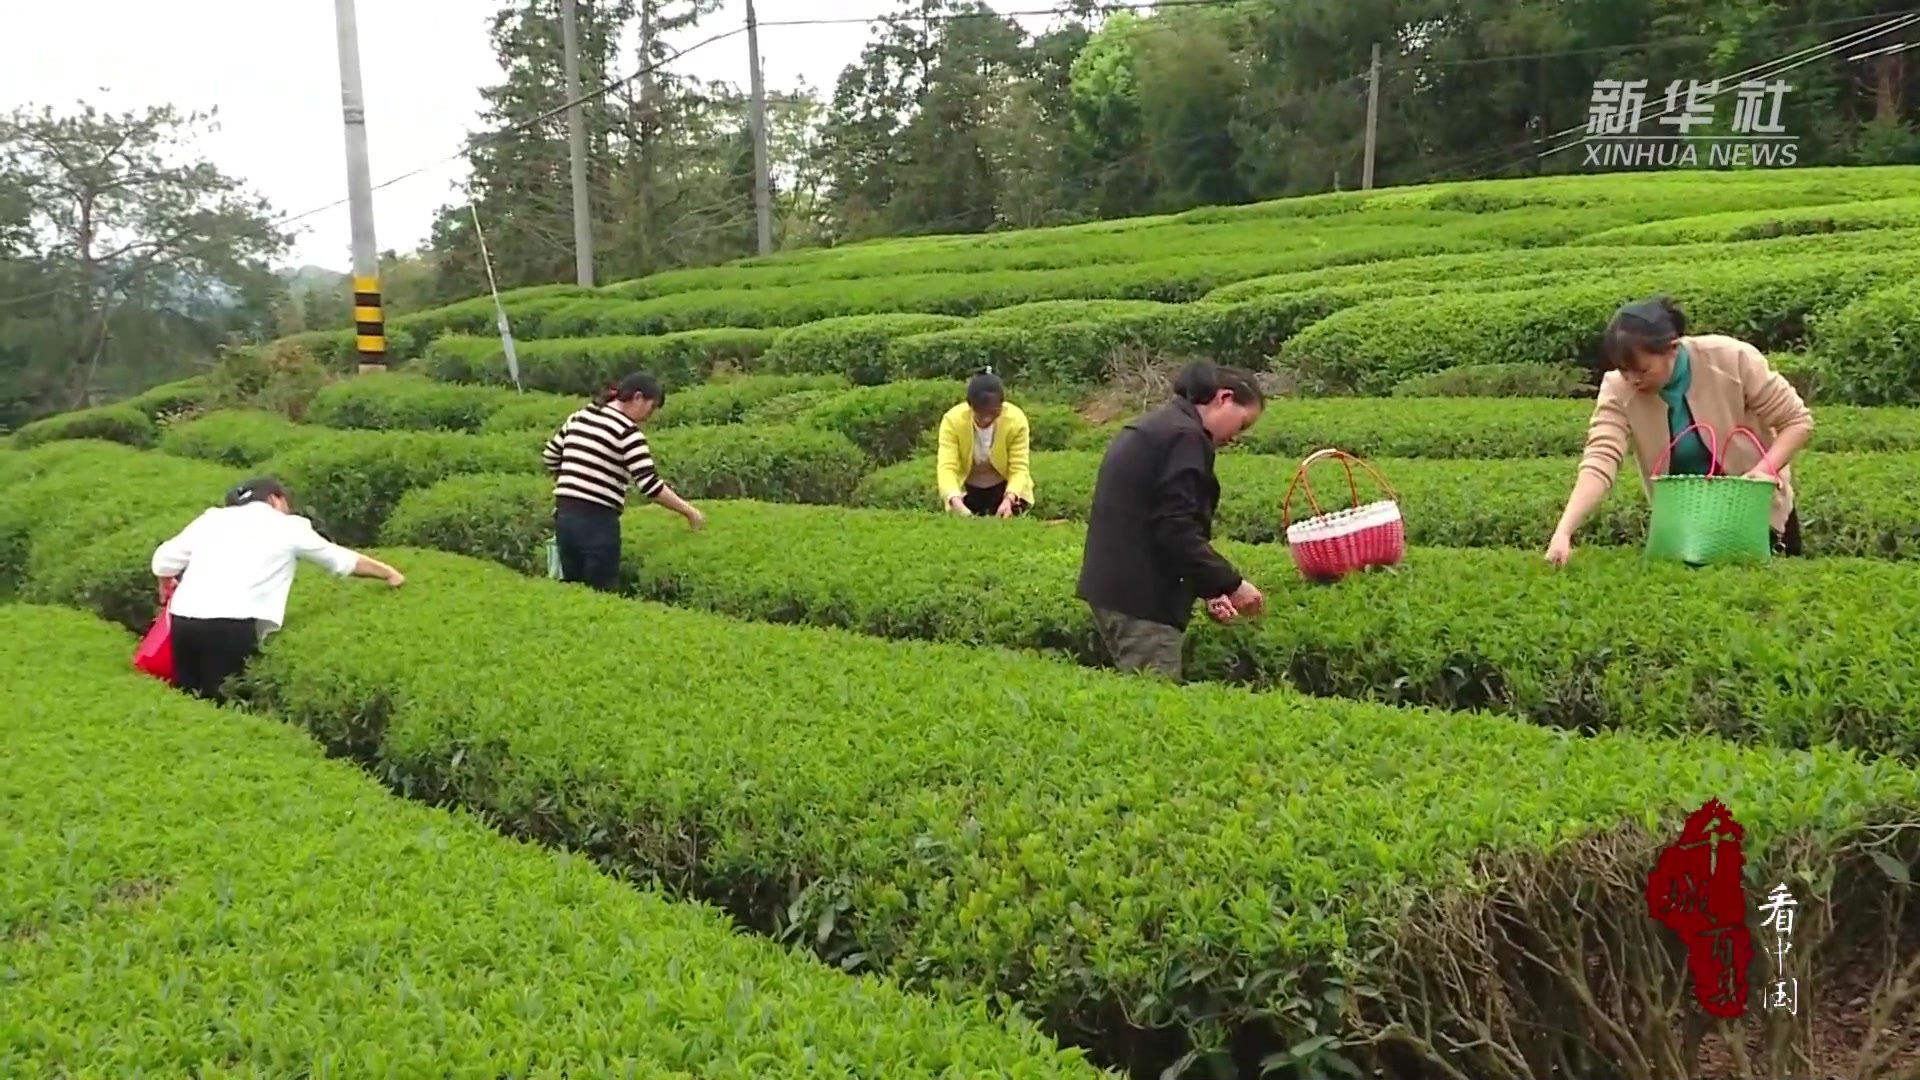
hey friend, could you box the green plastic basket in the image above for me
[1645,423,1777,566]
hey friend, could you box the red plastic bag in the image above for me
[134,600,174,683]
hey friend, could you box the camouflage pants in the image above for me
[1088,606,1185,682]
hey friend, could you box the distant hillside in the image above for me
[279,265,349,290]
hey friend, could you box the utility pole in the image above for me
[1362,42,1380,190]
[745,0,774,255]
[332,0,384,371]
[561,0,594,285]
[637,2,656,272]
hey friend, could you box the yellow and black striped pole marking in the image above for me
[353,275,387,371]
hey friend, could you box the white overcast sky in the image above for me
[1,0,1064,270]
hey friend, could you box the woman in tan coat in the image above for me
[1546,296,1813,565]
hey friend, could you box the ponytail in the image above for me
[1173,360,1264,408]
[602,371,666,408]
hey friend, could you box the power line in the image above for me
[755,0,1244,28]
[1531,11,1920,161]
[1383,7,1920,70]
[1407,10,1920,185]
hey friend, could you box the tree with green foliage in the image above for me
[423,0,827,295]
[0,102,286,425]
[805,0,1919,237]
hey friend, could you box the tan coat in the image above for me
[1578,334,1812,532]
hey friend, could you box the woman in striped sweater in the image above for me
[541,372,705,592]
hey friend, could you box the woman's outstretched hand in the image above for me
[1544,530,1572,566]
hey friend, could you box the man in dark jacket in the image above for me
[1076,362,1267,680]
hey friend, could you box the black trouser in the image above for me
[962,482,1029,517]
[1772,508,1803,556]
[170,616,260,704]
[555,497,623,593]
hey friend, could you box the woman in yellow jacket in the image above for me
[936,372,1034,517]
[1546,295,1813,565]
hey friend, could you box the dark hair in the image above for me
[1603,296,1688,370]
[966,370,1005,410]
[226,476,289,507]
[1173,360,1265,408]
[602,371,665,407]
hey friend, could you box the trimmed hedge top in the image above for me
[6,438,1920,1077]
[376,480,1920,760]
[213,167,1920,404]
[0,603,1106,1078]
[856,447,1920,558]
[246,551,1919,1076]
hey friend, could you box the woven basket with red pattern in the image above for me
[1281,448,1406,581]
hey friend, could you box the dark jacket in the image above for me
[1075,398,1243,629]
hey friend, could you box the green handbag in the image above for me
[1645,423,1777,566]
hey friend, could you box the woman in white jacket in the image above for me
[150,477,404,702]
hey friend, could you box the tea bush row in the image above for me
[419,291,1315,390]
[596,232,1505,306]
[857,448,1920,558]
[142,413,1920,560]
[412,279,1515,391]
[1069,395,1920,459]
[307,371,848,434]
[420,326,781,393]
[0,443,260,623]
[7,377,211,450]
[605,217,1496,295]
[8,441,1917,1076]
[161,385,1085,526]
[152,415,867,545]
[1194,231,1900,302]
[749,280,1558,386]
[546,168,1920,295]
[304,373,1089,465]
[152,370,1920,470]
[792,379,1086,463]
[0,602,1101,1078]
[271,283,600,367]
[1814,277,1920,406]
[141,412,1920,559]
[406,233,1920,395]
[377,482,1920,761]
[554,253,1444,342]
[249,169,1920,391]
[1280,249,1920,392]
[16,441,1920,760]
[1570,194,1920,246]
[135,553,1920,1075]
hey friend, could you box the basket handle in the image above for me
[1650,421,1723,477]
[1725,426,1781,481]
[1282,449,1353,529]
[1281,448,1398,530]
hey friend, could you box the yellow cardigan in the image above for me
[936,401,1034,505]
